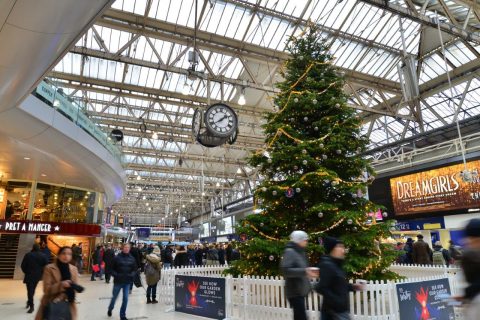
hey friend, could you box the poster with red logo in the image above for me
[396,278,455,320]
[175,275,226,319]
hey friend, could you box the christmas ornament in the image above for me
[336,149,342,154]
[299,56,304,60]
[356,147,362,153]
[312,99,317,105]
[267,158,272,163]
[347,219,353,225]
[335,103,340,108]
[304,199,309,203]
[295,188,301,193]
[382,212,388,218]
[294,98,299,103]
[261,187,267,192]
[314,127,319,131]
[302,160,308,165]
[331,180,338,186]
[293,165,298,170]
[304,117,308,122]
[260,222,264,227]
[290,118,295,122]
[302,149,307,154]
[272,190,277,196]
[285,188,295,198]
[318,212,324,218]
[258,199,263,204]
[322,155,328,160]
[269,255,275,261]
[319,143,324,148]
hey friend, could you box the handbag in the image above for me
[133,270,142,288]
[45,300,71,320]
[92,264,100,273]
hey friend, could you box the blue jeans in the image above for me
[163,263,171,269]
[146,284,157,299]
[108,283,130,318]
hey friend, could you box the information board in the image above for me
[396,278,455,320]
[390,160,480,215]
[175,275,226,319]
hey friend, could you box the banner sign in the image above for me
[175,275,226,319]
[396,278,455,320]
[0,220,101,236]
[390,160,480,215]
[136,227,150,239]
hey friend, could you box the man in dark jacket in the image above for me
[108,243,137,320]
[21,243,48,313]
[104,244,116,284]
[280,230,318,320]
[413,234,432,265]
[194,245,204,266]
[128,242,142,293]
[315,237,364,320]
[161,245,174,268]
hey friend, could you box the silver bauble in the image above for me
[318,212,324,218]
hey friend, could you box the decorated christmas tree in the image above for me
[228,26,398,280]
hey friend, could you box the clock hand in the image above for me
[215,115,228,124]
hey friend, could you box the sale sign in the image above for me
[175,275,226,319]
[396,278,455,320]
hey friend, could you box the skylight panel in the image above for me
[224,6,249,40]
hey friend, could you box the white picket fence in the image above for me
[157,265,466,320]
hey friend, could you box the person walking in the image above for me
[413,234,432,265]
[432,241,451,267]
[108,243,137,320]
[35,246,83,320]
[315,236,365,320]
[104,244,116,284]
[174,246,189,267]
[206,244,219,266]
[91,245,104,281]
[280,231,319,320]
[459,219,480,319]
[145,246,162,304]
[128,243,141,293]
[21,243,48,313]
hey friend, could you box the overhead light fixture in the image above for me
[137,187,142,191]
[236,167,243,174]
[136,175,142,181]
[182,81,190,95]
[142,196,146,200]
[182,204,186,208]
[238,87,246,106]
[146,203,149,206]
[216,182,220,187]
[201,192,206,196]
[190,199,194,203]
[41,173,47,177]
[23,157,31,160]
[152,132,158,140]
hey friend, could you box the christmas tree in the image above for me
[227,26,398,280]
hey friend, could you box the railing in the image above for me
[157,265,467,320]
[32,79,122,162]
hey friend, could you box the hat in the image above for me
[290,230,309,244]
[323,236,343,254]
[406,238,413,243]
[465,219,480,238]
[153,246,161,255]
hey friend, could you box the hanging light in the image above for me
[182,204,186,208]
[136,175,141,181]
[202,192,206,196]
[190,199,194,203]
[152,132,158,139]
[182,81,190,95]
[216,182,221,187]
[236,167,243,174]
[238,87,246,105]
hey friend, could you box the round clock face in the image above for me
[192,108,202,139]
[204,103,238,138]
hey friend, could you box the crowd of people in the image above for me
[17,219,480,320]
[393,234,463,266]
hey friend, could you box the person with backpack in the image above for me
[145,246,162,304]
[432,241,451,267]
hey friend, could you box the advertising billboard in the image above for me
[390,160,480,216]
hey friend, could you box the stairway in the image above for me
[0,234,20,278]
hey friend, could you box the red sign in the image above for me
[0,220,101,237]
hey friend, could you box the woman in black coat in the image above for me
[103,245,116,284]
[174,246,189,268]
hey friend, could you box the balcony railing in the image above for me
[33,79,122,162]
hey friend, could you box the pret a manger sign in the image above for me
[390,160,480,215]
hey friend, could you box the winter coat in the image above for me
[21,251,48,284]
[111,252,137,284]
[218,248,226,265]
[226,246,233,263]
[315,255,353,314]
[161,247,174,264]
[404,242,414,264]
[130,247,142,268]
[413,240,432,265]
[103,249,115,274]
[280,242,310,298]
[194,249,204,265]
[34,263,79,320]
[145,254,161,286]
[174,251,189,267]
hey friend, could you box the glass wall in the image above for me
[0,181,33,220]
[217,216,235,235]
[34,183,96,223]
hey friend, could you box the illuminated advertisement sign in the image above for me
[390,160,480,216]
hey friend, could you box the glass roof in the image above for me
[48,0,480,215]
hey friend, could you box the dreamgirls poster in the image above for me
[175,275,226,319]
[396,278,455,320]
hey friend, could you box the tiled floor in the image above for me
[0,274,209,320]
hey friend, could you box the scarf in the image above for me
[57,260,75,303]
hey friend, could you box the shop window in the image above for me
[0,181,32,220]
[34,183,95,223]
